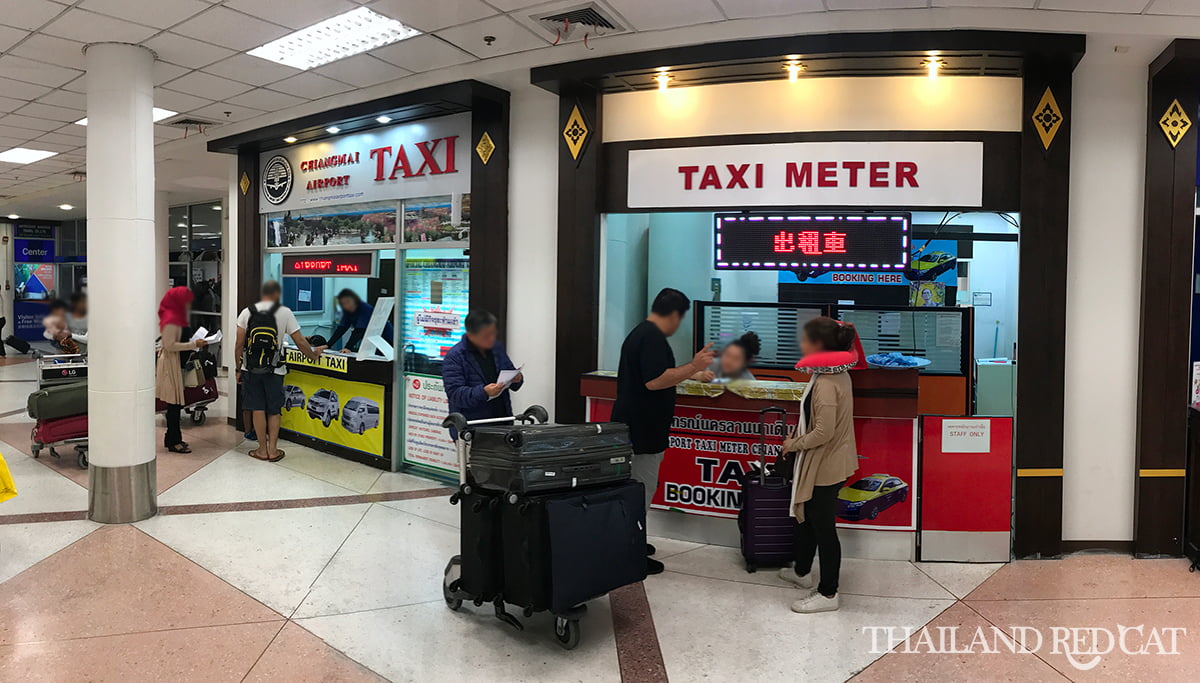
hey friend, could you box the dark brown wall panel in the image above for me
[470,93,511,325]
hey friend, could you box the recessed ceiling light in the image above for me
[58,204,73,211]
[213,205,221,211]
[177,222,187,227]
[248,7,421,71]
[75,107,177,126]
[376,115,392,124]
[284,136,298,143]
[6,214,18,220]
[326,126,340,134]
[0,148,58,164]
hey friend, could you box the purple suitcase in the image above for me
[737,407,797,572]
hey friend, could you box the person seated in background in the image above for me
[66,292,88,354]
[442,310,523,435]
[692,331,760,382]
[42,300,79,355]
[328,289,395,353]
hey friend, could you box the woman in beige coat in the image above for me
[156,287,206,453]
[778,317,861,614]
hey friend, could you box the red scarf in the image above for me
[158,286,193,331]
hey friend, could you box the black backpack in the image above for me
[245,302,282,374]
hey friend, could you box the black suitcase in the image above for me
[503,480,648,614]
[738,407,798,572]
[5,335,30,354]
[456,488,505,601]
[468,422,633,495]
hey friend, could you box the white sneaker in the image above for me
[791,591,839,614]
[778,567,816,590]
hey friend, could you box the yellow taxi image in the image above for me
[837,473,909,521]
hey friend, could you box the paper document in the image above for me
[189,327,222,344]
[487,366,524,401]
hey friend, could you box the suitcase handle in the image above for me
[758,406,788,487]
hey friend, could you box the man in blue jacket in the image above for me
[442,310,523,434]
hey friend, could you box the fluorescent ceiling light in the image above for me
[58,204,73,211]
[248,7,421,70]
[6,214,18,219]
[376,115,392,124]
[75,107,177,126]
[0,148,58,164]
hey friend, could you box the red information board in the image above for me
[920,416,1013,532]
[587,398,917,530]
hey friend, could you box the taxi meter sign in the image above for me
[714,212,909,271]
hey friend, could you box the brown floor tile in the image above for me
[966,555,1200,601]
[853,602,1067,682]
[245,622,385,682]
[0,621,283,683]
[0,421,89,488]
[0,525,281,645]
[0,357,34,366]
[968,597,1200,681]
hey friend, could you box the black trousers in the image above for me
[0,317,6,356]
[794,480,845,597]
[164,404,183,448]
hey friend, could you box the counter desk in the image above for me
[582,369,921,557]
[278,348,394,469]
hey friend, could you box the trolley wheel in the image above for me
[49,447,60,459]
[191,409,207,425]
[77,449,88,469]
[31,445,41,459]
[746,561,757,574]
[554,618,581,650]
[443,556,463,611]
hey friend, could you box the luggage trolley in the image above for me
[440,406,592,650]
[30,425,88,469]
[36,354,88,389]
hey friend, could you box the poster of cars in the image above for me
[778,238,957,288]
[266,204,397,248]
[278,368,386,460]
[588,399,917,530]
[402,373,459,474]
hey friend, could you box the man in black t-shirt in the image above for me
[612,288,715,575]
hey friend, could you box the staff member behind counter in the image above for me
[328,289,395,353]
[691,331,760,382]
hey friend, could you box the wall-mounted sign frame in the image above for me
[282,251,378,278]
[714,211,910,271]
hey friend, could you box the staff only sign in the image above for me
[626,140,983,209]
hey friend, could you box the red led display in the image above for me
[282,252,376,277]
[714,212,909,271]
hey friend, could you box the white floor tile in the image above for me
[0,381,37,414]
[136,503,371,615]
[368,470,447,494]
[295,504,459,618]
[649,535,705,560]
[0,520,99,583]
[271,444,383,494]
[0,444,87,515]
[157,451,360,506]
[645,571,954,682]
[913,561,1005,599]
[298,597,620,682]
[379,494,459,529]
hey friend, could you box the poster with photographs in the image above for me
[266,204,397,248]
[402,194,470,243]
[909,281,946,307]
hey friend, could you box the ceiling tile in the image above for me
[32,131,84,146]
[13,102,83,123]
[41,8,159,43]
[604,0,725,30]
[1037,0,1147,10]
[0,114,63,132]
[315,54,409,87]
[201,53,302,87]
[152,61,191,86]
[824,0,928,8]
[269,72,355,99]
[161,70,253,100]
[367,0,497,32]
[0,97,28,114]
[0,55,82,88]
[38,90,87,110]
[714,0,825,17]
[435,15,547,58]
[186,101,265,124]
[224,0,358,29]
[23,140,77,154]
[933,0,1034,5]
[372,34,474,72]
[152,87,215,114]
[79,0,210,28]
[143,32,236,69]
[0,25,28,54]
[0,0,69,30]
[1146,0,1200,15]
[170,6,290,51]
[486,0,555,9]
[226,88,307,111]
[0,76,54,102]
[9,34,86,71]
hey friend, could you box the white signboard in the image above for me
[627,141,983,209]
[942,419,991,454]
[403,374,459,473]
[260,113,471,213]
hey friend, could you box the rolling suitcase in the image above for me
[502,479,648,614]
[737,407,797,573]
[27,380,88,421]
[4,335,30,355]
[468,422,633,496]
[455,487,505,602]
[33,414,88,445]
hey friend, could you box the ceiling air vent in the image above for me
[533,3,624,44]
[163,117,220,129]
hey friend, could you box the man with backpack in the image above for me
[235,281,326,462]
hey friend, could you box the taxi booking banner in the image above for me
[279,369,386,460]
[591,399,917,530]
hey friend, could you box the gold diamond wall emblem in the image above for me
[475,131,495,165]
[1159,99,1192,148]
[239,171,250,195]
[1031,87,1063,151]
[563,105,589,160]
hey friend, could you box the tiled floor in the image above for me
[1,363,1198,680]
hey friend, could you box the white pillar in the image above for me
[85,43,158,523]
[155,189,169,300]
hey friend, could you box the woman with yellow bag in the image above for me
[0,451,17,504]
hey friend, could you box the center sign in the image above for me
[259,112,470,213]
[715,212,909,271]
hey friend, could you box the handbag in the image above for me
[182,354,205,388]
